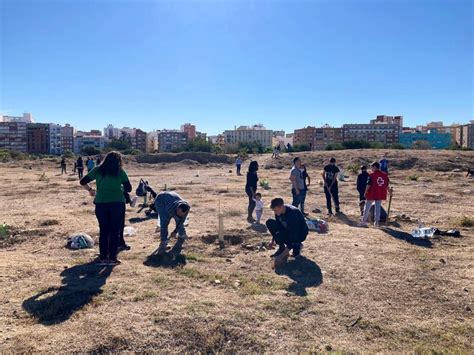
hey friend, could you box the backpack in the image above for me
[67,233,94,249]
[136,179,148,197]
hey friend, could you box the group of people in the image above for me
[79,151,190,266]
[243,155,392,266]
[60,156,102,178]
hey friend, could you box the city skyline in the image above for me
[1,0,472,134]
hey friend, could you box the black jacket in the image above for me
[276,204,309,243]
[357,172,369,195]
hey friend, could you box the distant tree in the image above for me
[107,137,132,151]
[325,143,344,151]
[293,144,311,152]
[389,143,405,150]
[412,140,432,150]
[342,140,372,149]
[81,145,101,155]
[183,138,214,153]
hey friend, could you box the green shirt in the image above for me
[87,167,129,203]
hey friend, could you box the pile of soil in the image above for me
[135,152,234,165]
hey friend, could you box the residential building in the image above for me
[0,112,34,123]
[370,115,403,127]
[273,130,285,137]
[293,127,316,149]
[342,124,400,145]
[61,124,74,153]
[196,131,207,141]
[208,134,225,146]
[49,124,63,155]
[104,124,121,139]
[27,123,50,154]
[461,122,474,149]
[399,129,452,149]
[158,130,188,152]
[181,123,196,140]
[223,124,273,147]
[314,126,343,150]
[76,130,103,137]
[74,135,108,154]
[133,129,147,153]
[272,134,293,149]
[147,130,160,153]
[0,121,28,152]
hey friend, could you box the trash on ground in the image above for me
[306,218,329,233]
[123,226,137,237]
[411,227,436,239]
[67,232,94,249]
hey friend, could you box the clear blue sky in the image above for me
[1,0,472,134]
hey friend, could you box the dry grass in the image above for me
[0,149,473,353]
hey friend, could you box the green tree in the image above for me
[81,145,101,155]
[106,137,132,151]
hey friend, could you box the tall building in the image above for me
[104,124,121,139]
[0,121,28,152]
[399,129,452,149]
[314,126,343,150]
[133,129,147,153]
[293,127,316,149]
[147,130,160,153]
[74,135,107,154]
[61,124,74,153]
[370,115,403,127]
[27,123,50,154]
[49,124,63,155]
[461,122,474,149]
[223,124,273,147]
[181,123,196,140]
[158,130,188,152]
[0,113,34,123]
[342,124,400,145]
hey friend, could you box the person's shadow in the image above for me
[275,256,323,296]
[143,245,187,268]
[248,223,268,234]
[381,227,433,248]
[22,261,114,325]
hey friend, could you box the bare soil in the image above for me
[0,149,473,353]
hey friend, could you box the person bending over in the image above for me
[154,191,190,255]
[266,198,309,268]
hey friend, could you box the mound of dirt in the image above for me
[135,152,234,165]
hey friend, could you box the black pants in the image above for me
[61,166,66,174]
[324,184,340,212]
[119,203,126,247]
[78,168,84,179]
[266,219,302,254]
[236,165,241,175]
[95,202,125,260]
[246,187,256,217]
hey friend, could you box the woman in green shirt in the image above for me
[80,151,132,266]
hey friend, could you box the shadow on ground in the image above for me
[381,227,433,248]
[143,250,187,268]
[275,256,323,296]
[22,261,114,325]
[248,223,268,234]
[333,212,359,227]
[129,214,155,224]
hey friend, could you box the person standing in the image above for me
[360,161,391,228]
[154,191,191,255]
[300,164,310,216]
[356,165,369,216]
[76,156,84,179]
[86,157,95,173]
[245,161,259,223]
[322,157,341,215]
[266,198,309,267]
[60,158,67,175]
[290,157,306,215]
[253,192,264,224]
[80,151,132,265]
[380,157,389,174]
[96,156,102,166]
[236,157,242,176]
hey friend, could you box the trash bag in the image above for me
[411,227,436,239]
[123,226,137,237]
[67,233,94,249]
[306,219,329,233]
[136,179,148,197]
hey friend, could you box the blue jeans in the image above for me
[291,188,307,213]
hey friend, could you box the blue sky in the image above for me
[1,0,472,134]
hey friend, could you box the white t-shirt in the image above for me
[254,198,264,211]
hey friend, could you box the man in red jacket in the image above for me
[359,161,391,228]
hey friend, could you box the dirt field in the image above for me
[0,149,473,353]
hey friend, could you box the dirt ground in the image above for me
[0,149,473,353]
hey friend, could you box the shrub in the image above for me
[459,216,473,227]
[292,144,311,152]
[389,143,405,150]
[81,145,101,155]
[325,143,344,151]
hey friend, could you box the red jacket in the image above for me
[366,171,389,200]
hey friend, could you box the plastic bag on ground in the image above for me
[123,226,137,237]
[67,232,94,249]
[306,219,329,233]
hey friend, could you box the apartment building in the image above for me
[181,123,196,140]
[223,124,273,148]
[0,121,28,152]
[370,115,403,127]
[314,126,343,150]
[293,127,316,148]
[158,130,188,152]
[342,124,400,145]
[61,124,75,153]
[27,123,50,154]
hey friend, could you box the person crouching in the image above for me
[155,191,190,255]
[266,197,309,268]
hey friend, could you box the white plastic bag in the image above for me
[123,226,137,237]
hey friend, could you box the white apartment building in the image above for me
[1,112,34,123]
[223,124,273,147]
[49,123,63,155]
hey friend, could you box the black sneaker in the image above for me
[328,210,334,215]
[118,244,131,251]
[271,246,286,258]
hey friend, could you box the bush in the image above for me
[63,150,75,158]
[183,138,214,153]
[0,149,29,161]
[292,144,311,152]
[122,149,142,155]
[459,216,473,227]
[81,145,101,155]
[389,143,405,150]
[412,140,432,150]
[106,137,132,151]
[325,143,344,151]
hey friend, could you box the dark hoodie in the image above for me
[357,171,369,199]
